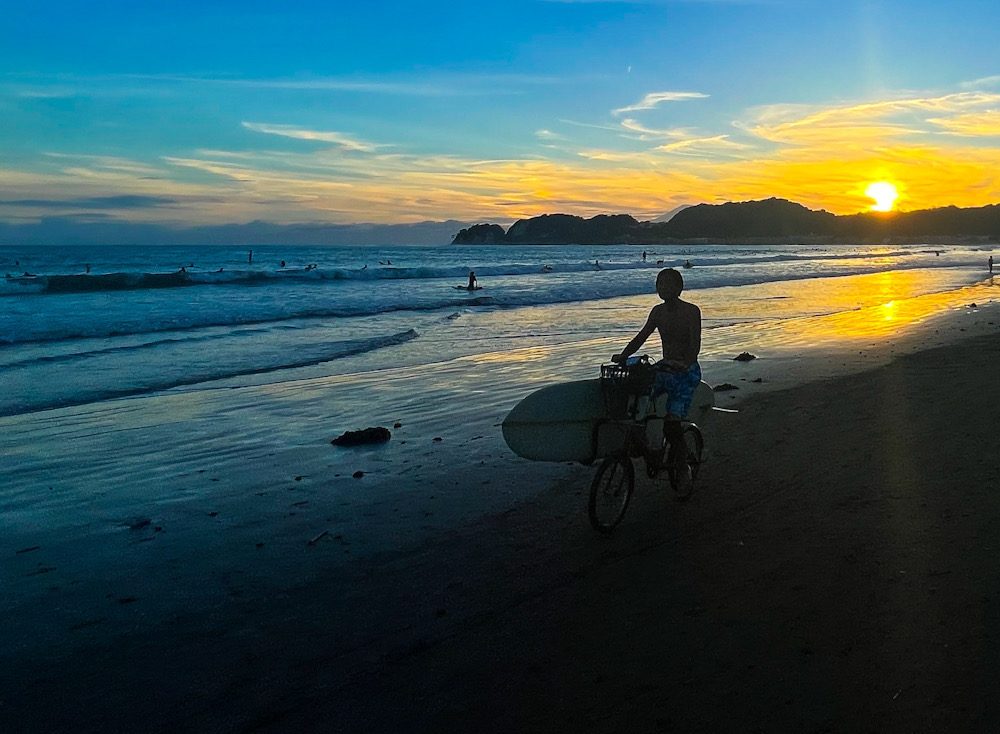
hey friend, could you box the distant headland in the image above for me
[452,198,1000,246]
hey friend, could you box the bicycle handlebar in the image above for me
[604,354,686,376]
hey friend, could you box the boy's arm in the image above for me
[612,309,657,362]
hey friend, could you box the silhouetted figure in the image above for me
[387,259,391,265]
[683,260,693,269]
[595,260,601,270]
[85,264,91,273]
[468,270,477,289]
[280,260,286,268]
[362,264,367,270]
[642,250,647,261]
[248,250,253,264]
[990,256,994,273]
[612,268,702,488]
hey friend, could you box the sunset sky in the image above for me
[4,0,1000,227]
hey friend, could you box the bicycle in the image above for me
[588,356,705,534]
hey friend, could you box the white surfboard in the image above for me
[502,379,715,464]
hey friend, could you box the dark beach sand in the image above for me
[5,333,1000,732]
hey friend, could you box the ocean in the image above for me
[1,242,994,418]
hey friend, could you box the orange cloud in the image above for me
[927,110,1000,136]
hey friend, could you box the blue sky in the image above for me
[4,0,1000,226]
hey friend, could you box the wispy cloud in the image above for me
[558,118,625,132]
[242,123,381,152]
[0,195,180,209]
[613,91,708,115]
[535,129,566,141]
[960,75,1000,90]
[655,135,748,153]
[16,88,82,99]
[618,118,691,139]
[42,153,167,177]
[928,110,1000,136]
[3,71,576,100]
[741,93,1000,146]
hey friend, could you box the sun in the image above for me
[864,181,899,212]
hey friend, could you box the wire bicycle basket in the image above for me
[599,356,655,419]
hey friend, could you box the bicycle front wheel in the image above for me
[588,455,635,533]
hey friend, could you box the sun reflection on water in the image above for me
[700,271,995,361]
[774,282,989,341]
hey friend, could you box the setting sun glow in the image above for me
[864,181,899,212]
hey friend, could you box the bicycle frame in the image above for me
[591,367,691,464]
[587,360,707,532]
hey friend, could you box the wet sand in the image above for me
[4,315,1000,731]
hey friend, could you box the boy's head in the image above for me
[656,268,684,300]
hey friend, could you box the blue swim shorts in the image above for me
[652,361,702,418]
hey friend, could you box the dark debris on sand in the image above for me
[331,427,391,446]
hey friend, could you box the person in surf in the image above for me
[612,268,702,489]
[467,270,477,290]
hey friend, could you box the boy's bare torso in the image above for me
[649,298,700,366]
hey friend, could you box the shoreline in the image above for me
[3,298,1000,731]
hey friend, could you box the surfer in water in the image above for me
[467,270,478,290]
[612,268,701,487]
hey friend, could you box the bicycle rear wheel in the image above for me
[667,425,704,500]
[588,455,635,533]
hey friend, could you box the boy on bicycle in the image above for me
[612,268,702,484]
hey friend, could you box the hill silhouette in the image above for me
[452,198,1000,245]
